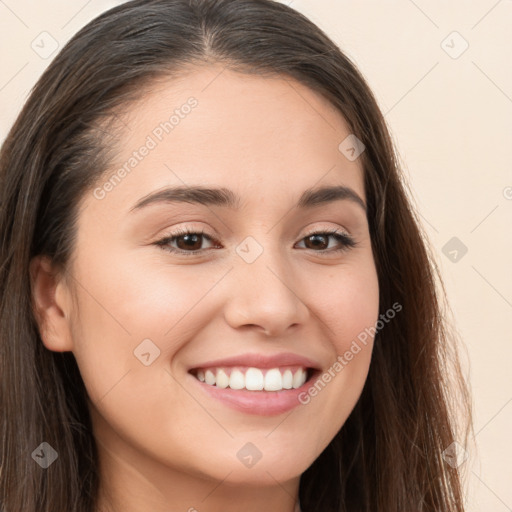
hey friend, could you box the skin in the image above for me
[30,64,380,512]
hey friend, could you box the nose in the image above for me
[222,250,310,337]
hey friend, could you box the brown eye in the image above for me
[155,228,357,257]
[155,229,219,256]
[303,233,330,250]
[296,230,357,253]
[174,233,203,251]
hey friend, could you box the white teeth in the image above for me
[292,368,306,388]
[264,368,282,391]
[216,369,229,388]
[282,369,293,389]
[194,366,309,391]
[245,368,264,390]
[229,369,245,390]
[205,369,216,386]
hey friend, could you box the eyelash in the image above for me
[154,227,358,257]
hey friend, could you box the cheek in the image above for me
[313,259,380,351]
[68,250,225,395]
[73,242,217,336]
[298,259,379,423]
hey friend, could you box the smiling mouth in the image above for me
[188,365,316,392]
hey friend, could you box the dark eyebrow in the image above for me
[129,185,367,214]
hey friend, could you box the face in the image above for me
[32,64,379,508]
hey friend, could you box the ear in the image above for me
[29,255,74,352]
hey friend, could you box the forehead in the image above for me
[87,64,365,216]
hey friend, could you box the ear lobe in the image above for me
[29,255,74,352]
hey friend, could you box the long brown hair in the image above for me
[0,0,473,510]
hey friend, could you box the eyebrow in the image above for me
[129,184,367,214]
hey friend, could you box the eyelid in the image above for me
[303,224,352,237]
[157,222,353,241]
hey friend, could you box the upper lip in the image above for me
[188,352,322,371]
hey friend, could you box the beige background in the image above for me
[1,1,511,510]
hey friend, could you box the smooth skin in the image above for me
[30,64,380,512]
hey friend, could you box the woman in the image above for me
[0,0,473,510]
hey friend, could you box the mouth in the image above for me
[186,352,322,415]
[188,365,318,392]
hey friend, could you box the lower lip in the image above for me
[188,371,318,416]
